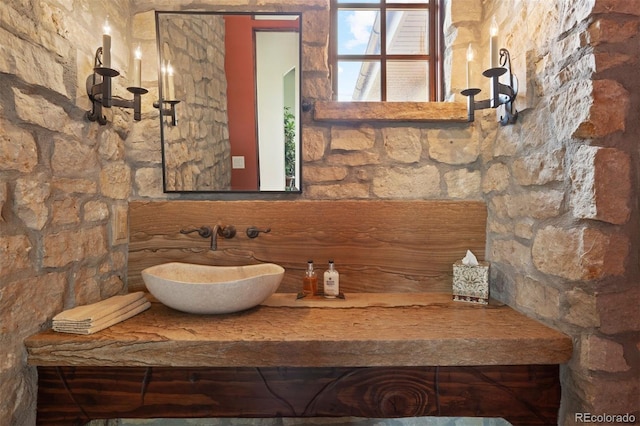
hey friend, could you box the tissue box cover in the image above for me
[452,260,489,304]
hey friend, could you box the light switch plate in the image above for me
[232,156,245,169]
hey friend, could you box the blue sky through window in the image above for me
[335,1,430,101]
[337,9,378,100]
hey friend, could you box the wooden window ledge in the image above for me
[313,101,469,123]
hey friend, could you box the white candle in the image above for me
[167,62,175,100]
[102,18,112,68]
[133,45,142,87]
[466,43,473,88]
[489,17,499,68]
[161,61,168,99]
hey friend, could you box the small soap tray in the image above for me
[296,292,346,300]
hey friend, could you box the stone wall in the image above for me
[297,0,483,200]
[158,13,231,191]
[0,0,134,424]
[477,1,639,424]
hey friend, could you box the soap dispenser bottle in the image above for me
[323,260,340,298]
[303,260,318,296]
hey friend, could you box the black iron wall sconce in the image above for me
[461,48,518,125]
[86,20,147,125]
[461,18,518,125]
[153,101,180,126]
[153,62,180,126]
[153,99,180,126]
[86,49,148,125]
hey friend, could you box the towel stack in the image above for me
[52,292,150,335]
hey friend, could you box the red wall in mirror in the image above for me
[224,15,300,191]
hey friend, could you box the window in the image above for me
[330,0,441,102]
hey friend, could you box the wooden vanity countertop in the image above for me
[25,293,572,368]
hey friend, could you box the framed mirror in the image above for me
[156,11,302,193]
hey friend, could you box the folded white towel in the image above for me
[52,292,150,335]
[53,292,146,322]
[53,301,151,335]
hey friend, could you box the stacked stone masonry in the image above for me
[159,13,231,191]
[0,0,637,425]
[0,1,132,424]
[482,1,639,424]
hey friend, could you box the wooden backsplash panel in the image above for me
[127,200,487,293]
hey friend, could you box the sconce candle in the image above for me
[154,60,180,126]
[161,62,166,98]
[102,18,112,68]
[133,45,142,87]
[167,62,175,100]
[466,43,474,88]
[489,17,499,68]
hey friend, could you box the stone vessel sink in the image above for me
[141,262,285,314]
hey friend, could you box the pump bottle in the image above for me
[323,260,340,298]
[303,260,317,296]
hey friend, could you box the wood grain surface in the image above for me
[127,200,487,293]
[313,101,469,122]
[34,364,561,425]
[26,295,572,368]
[29,200,573,425]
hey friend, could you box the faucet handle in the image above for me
[180,226,213,238]
[218,225,236,239]
[246,226,271,239]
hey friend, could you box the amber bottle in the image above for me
[303,260,318,296]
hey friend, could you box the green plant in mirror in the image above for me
[284,106,296,190]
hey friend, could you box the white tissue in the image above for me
[462,250,479,266]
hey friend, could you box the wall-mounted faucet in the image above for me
[180,225,236,250]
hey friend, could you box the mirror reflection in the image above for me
[156,12,301,192]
